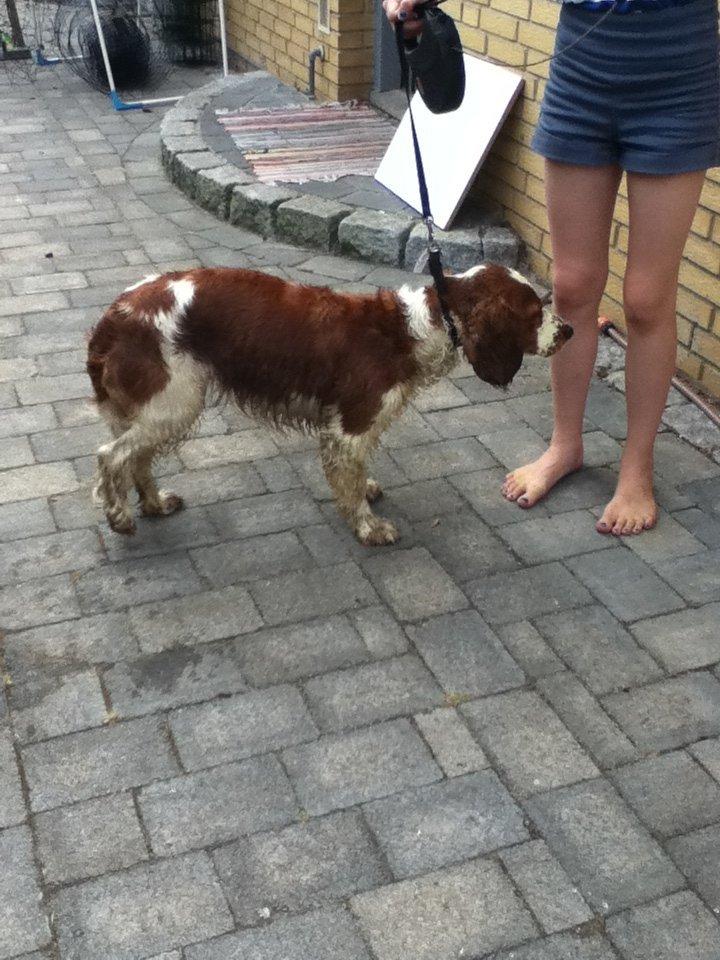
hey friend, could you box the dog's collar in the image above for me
[428,248,460,349]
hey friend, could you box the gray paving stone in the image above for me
[75,554,203,614]
[235,615,369,685]
[526,779,685,915]
[667,824,720,911]
[602,672,720,752]
[213,810,387,925]
[191,530,311,586]
[15,372,89,405]
[499,510,615,563]
[422,402,512,439]
[0,826,51,959]
[690,736,720,782]
[305,655,442,732]
[490,935,617,960]
[10,668,107,743]
[163,461,265,505]
[103,506,219,561]
[414,707,488,776]
[0,729,24,828]
[0,574,80,631]
[0,435,33,469]
[351,858,537,960]
[30,422,107,462]
[409,610,524,697]
[467,561,592,625]
[382,407,441,449]
[654,433,720,485]
[283,719,441,816]
[0,462,77,505]
[34,792,148,884]
[413,509,519,582]
[653,549,720,605]
[3,612,138,682]
[128,584,262,653]
[389,438,494,481]
[206,489,321,539]
[537,672,638,769]
[383,478,466,521]
[364,771,528,879]
[478,424,548,470]
[673,506,720,549]
[623,509,706,563]
[362,547,467,622]
[534,605,662,695]
[566,549,684,623]
[22,716,179,812]
[185,906,370,960]
[229,182,298,236]
[339,208,415,265]
[52,852,233,960]
[462,690,598,797]
[178,430,278,468]
[494,621,565,679]
[350,606,409,657]
[0,498,55,542]
[611,750,720,838]
[249,561,377,625]
[500,840,593,934]
[276,195,351,251]
[139,756,296,855]
[411,378,470,413]
[104,644,247,718]
[631,603,720,672]
[0,528,103,587]
[169,685,318,770]
[606,890,720,960]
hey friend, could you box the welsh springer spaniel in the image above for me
[87,265,572,545]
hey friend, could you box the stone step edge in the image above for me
[159,79,523,274]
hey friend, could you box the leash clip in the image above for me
[425,215,440,253]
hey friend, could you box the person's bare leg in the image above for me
[503,161,622,507]
[597,169,706,536]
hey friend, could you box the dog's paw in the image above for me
[357,516,399,546]
[365,478,383,503]
[107,512,136,536]
[142,491,185,518]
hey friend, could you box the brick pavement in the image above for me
[1,65,720,960]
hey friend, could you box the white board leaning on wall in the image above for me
[375,53,525,231]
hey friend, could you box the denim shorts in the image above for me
[532,0,720,174]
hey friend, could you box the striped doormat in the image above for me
[215,102,397,184]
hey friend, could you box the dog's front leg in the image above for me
[319,431,399,546]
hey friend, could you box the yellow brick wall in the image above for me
[456,0,720,396]
[226,0,373,102]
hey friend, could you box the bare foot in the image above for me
[502,443,583,509]
[596,474,657,536]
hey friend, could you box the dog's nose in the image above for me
[561,323,574,340]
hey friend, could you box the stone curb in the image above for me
[159,76,524,272]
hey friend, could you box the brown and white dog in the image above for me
[87,264,572,545]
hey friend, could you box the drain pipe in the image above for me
[598,317,720,429]
[308,46,324,99]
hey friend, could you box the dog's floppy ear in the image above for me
[459,297,524,388]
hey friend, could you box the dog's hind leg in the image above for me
[96,354,207,534]
[319,429,399,546]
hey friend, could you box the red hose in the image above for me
[597,317,720,430]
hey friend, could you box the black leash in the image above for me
[395,22,460,349]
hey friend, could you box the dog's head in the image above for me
[445,264,573,388]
